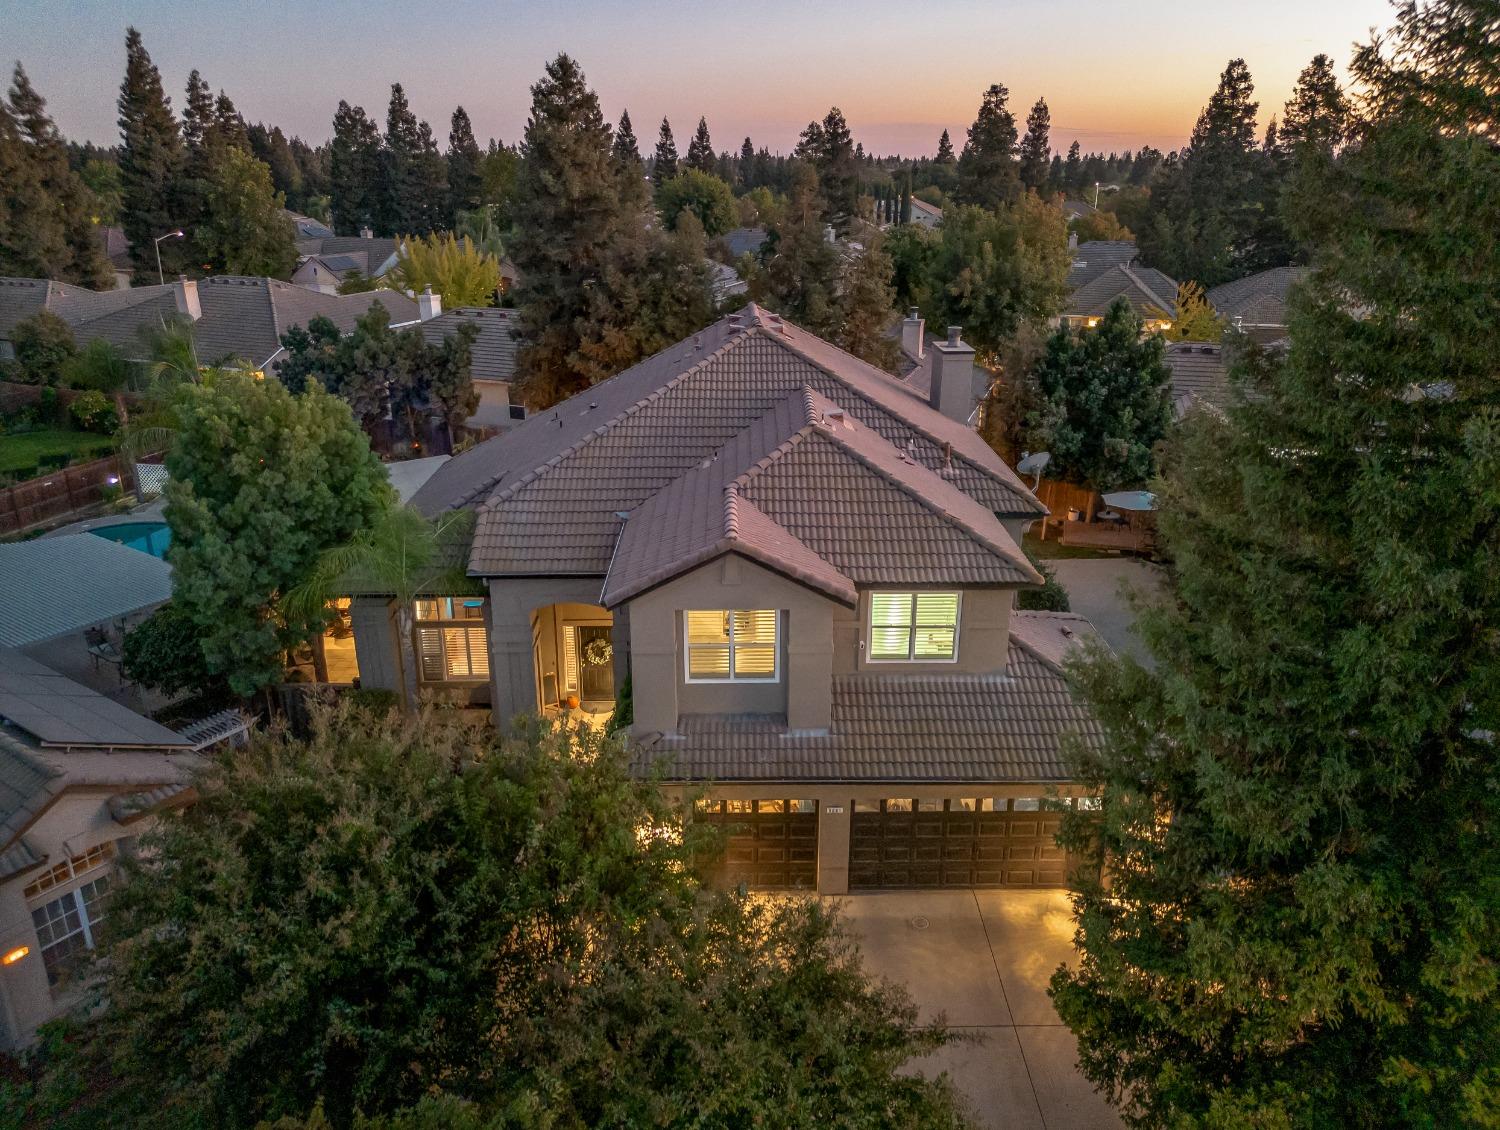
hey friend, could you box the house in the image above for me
[0,647,223,1047]
[416,306,526,430]
[95,226,133,291]
[719,227,768,261]
[708,260,747,304]
[1207,266,1304,344]
[1164,341,1231,418]
[291,235,401,294]
[1060,198,1097,223]
[284,210,335,241]
[0,275,419,373]
[1061,240,1177,332]
[907,197,943,229]
[339,305,1102,894]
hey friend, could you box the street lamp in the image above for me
[153,229,184,286]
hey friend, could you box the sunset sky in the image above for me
[9,0,1395,156]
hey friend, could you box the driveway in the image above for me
[838,890,1119,1130]
[1048,558,1166,668]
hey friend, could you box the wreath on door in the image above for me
[582,637,613,667]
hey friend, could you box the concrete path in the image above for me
[838,890,1120,1130]
[1048,558,1167,668]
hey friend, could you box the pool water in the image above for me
[92,521,172,558]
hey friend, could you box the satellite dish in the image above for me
[1016,451,1051,492]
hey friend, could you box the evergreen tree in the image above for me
[836,233,900,371]
[1062,140,1082,190]
[738,135,754,186]
[0,65,113,287]
[935,128,956,164]
[686,115,715,173]
[380,84,447,236]
[955,83,1020,209]
[330,100,382,235]
[794,107,858,233]
[1277,53,1351,158]
[180,70,214,157]
[1018,96,1051,191]
[117,27,189,281]
[195,145,297,277]
[749,165,842,337]
[1053,4,1500,1123]
[612,109,640,167]
[652,116,678,184]
[248,123,304,207]
[447,106,483,221]
[213,90,249,152]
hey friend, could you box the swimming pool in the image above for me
[91,521,172,558]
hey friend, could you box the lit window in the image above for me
[684,610,778,681]
[23,842,115,900]
[789,799,816,813]
[756,799,785,814]
[414,598,489,682]
[868,593,960,661]
[884,798,913,812]
[29,872,111,987]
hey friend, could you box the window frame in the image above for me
[412,596,490,684]
[28,868,113,988]
[865,591,962,664]
[682,609,781,684]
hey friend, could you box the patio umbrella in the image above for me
[1100,490,1156,512]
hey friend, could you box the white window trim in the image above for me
[682,609,781,684]
[865,591,962,664]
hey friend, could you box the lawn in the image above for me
[1023,531,1119,561]
[0,429,117,475]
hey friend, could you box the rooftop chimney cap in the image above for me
[906,307,920,320]
[946,326,963,347]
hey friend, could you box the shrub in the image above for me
[8,311,77,386]
[70,390,118,434]
[122,602,223,699]
[1017,547,1071,612]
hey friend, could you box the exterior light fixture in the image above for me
[2,946,29,965]
[153,229,185,286]
[106,475,120,485]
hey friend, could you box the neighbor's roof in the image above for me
[1066,263,1178,321]
[1207,266,1304,328]
[720,227,768,260]
[285,211,335,240]
[412,304,1046,579]
[0,649,192,751]
[1065,240,1138,290]
[0,534,173,648]
[1165,341,1232,417]
[418,306,519,384]
[909,197,943,219]
[637,623,1105,783]
[293,236,400,277]
[1009,610,1100,673]
[385,455,450,504]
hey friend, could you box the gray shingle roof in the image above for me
[636,630,1104,783]
[1066,263,1178,320]
[1066,240,1139,290]
[720,227,768,260]
[0,534,173,648]
[293,236,400,277]
[0,649,193,750]
[416,305,1045,579]
[418,307,518,384]
[0,734,64,851]
[1164,342,1231,416]
[1206,266,1304,328]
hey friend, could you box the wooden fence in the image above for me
[0,380,144,416]
[0,452,140,536]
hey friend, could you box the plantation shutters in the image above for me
[868,592,960,661]
[685,610,779,681]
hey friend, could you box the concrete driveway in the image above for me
[1048,558,1166,668]
[838,890,1119,1130]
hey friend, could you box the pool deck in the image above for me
[40,499,166,540]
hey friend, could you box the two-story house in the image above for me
[343,305,1103,894]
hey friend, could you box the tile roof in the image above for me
[1207,266,1304,328]
[1164,341,1231,417]
[636,629,1104,783]
[1066,263,1178,321]
[0,649,193,750]
[418,306,519,384]
[0,534,173,648]
[720,227,768,260]
[0,839,42,882]
[416,305,1044,579]
[0,735,64,851]
[1008,610,1101,673]
[292,236,400,277]
[1065,240,1138,290]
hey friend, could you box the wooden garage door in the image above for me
[697,799,818,889]
[849,798,1074,889]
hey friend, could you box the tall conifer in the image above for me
[955,83,1020,208]
[652,117,678,184]
[1018,97,1051,191]
[686,116,715,173]
[117,27,188,281]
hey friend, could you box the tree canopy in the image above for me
[387,232,500,308]
[656,168,736,237]
[955,84,1020,209]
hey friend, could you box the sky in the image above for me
[7,0,1396,157]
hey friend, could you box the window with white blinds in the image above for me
[414,597,490,682]
[684,610,779,681]
[868,592,961,661]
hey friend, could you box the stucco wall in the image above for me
[487,577,610,721]
[833,588,1013,676]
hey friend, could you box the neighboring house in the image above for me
[1164,341,1231,418]
[719,227,768,261]
[291,236,401,294]
[1207,266,1304,344]
[0,275,419,373]
[0,647,219,1047]
[1061,241,1177,332]
[708,260,747,305]
[284,210,335,241]
[1065,239,1142,291]
[1060,198,1097,222]
[340,304,1102,895]
[95,226,133,291]
[907,197,943,229]
[416,306,526,430]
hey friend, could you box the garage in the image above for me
[849,798,1073,889]
[696,798,818,889]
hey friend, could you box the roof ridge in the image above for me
[1118,263,1176,312]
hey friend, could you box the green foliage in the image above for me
[63,338,134,394]
[0,65,113,287]
[1164,280,1227,342]
[1069,209,1133,243]
[606,673,633,735]
[652,116,678,184]
[446,106,482,222]
[388,232,500,308]
[378,84,448,237]
[794,107,858,232]
[611,108,640,167]
[838,233,901,370]
[54,709,967,1129]
[685,115,715,174]
[1017,97,1051,192]
[195,144,297,277]
[122,600,223,698]
[116,29,190,282]
[1016,546,1070,612]
[7,310,76,386]
[655,169,736,237]
[1026,299,1172,490]
[330,100,383,235]
[1052,6,1500,1124]
[163,371,391,696]
[955,84,1020,209]
[749,166,842,336]
[68,389,117,433]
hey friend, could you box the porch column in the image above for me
[817,799,851,895]
[349,597,403,695]
[485,580,539,724]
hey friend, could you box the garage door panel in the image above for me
[699,802,818,889]
[850,799,1077,889]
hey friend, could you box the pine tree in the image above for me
[935,128,956,165]
[330,101,382,235]
[794,107,858,233]
[612,109,640,167]
[0,65,113,287]
[686,116,715,173]
[955,84,1020,209]
[1062,140,1081,190]
[447,106,483,221]
[653,117,678,184]
[1277,53,1351,158]
[213,91,249,152]
[738,136,754,187]
[836,233,900,370]
[750,165,842,336]
[117,27,188,281]
[1018,97,1051,191]
[1053,4,1500,1123]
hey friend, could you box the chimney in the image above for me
[900,307,925,361]
[359,225,373,240]
[1067,231,1078,251]
[929,325,978,425]
[174,276,201,321]
[418,285,442,322]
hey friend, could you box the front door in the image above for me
[576,625,614,701]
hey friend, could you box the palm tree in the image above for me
[284,505,477,705]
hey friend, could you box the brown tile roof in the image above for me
[1065,240,1138,289]
[1009,610,1102,672]
[415,305,1044,579]
[636,630,1104,783]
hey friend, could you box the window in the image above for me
[756,799,785,814]
[23,842,115,900]
[884,798,913,812]
[30,872,111,987]
[684,610,778,681]
[414,598,489,682]
[868,593,960,661]
[1012,797,1041,811]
